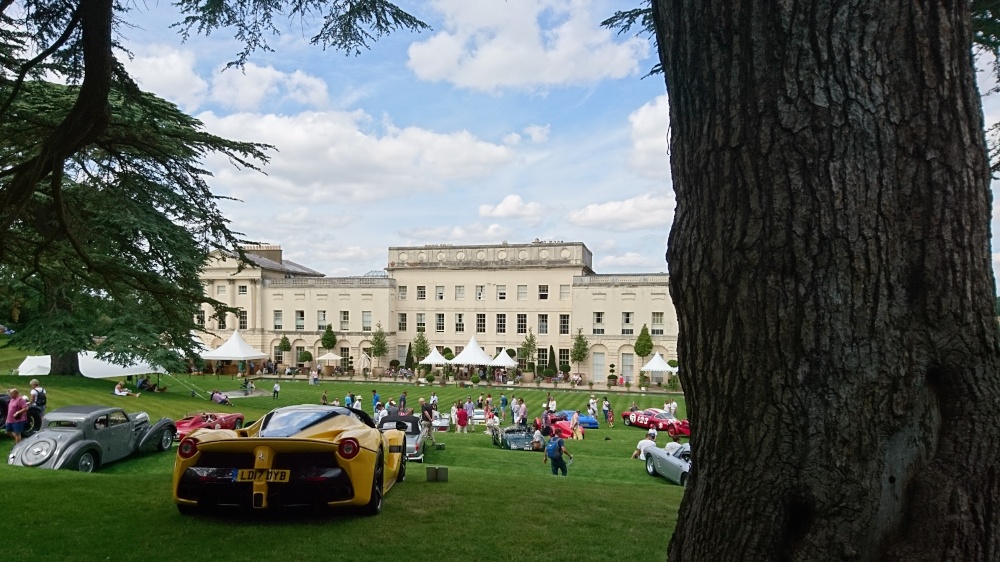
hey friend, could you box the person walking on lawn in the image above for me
[543,426,573,476]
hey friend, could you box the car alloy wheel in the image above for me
[76,451,97,473]
[646,456,657,476]
[158,428,174,451]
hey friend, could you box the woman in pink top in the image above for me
[5,388,28,444]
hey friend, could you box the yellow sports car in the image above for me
[172,405,406,515]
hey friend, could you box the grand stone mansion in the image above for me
[197,241,676,383]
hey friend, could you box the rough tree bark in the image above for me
[49,352,81,376]
[654,1,1000,560]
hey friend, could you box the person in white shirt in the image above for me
[647,426,658,441]
[631,433,657,460]
[664,436,683,455]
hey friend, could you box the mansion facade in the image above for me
[197,241,677,383]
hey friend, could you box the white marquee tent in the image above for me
[641,352,675,372]
[419,348,449,366]
[489,349,518,368]
[449,336,494,366]
[17,352,167,379]
[641,352,678,383]
[200,330,268,361]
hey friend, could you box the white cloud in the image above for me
[198,110,515,203]
[284,71,330,107]
[402,223,514,244]
[479,194,544,224]
[124,46,208,111]
[524,124,550,143]
[407,0,648,92]
[209,63,328,111]
[503,133,522,145]
[565,193,674,231]
[629,94,670,178]
[597,252,663,270]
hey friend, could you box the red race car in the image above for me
[175,412,245,441]
[622,408,690,437]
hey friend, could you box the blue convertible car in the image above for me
[553,410,599,429]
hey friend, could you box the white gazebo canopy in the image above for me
[420,348,449,365]
[200,330,268,361]
[316,351,343,363]
[490,349,518,368]
[449,336,494,366]
[641,352,677,372]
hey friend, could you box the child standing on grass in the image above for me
[272,381,280,400]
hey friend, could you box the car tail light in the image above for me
[339,438,360,460]
[178,438,199,459]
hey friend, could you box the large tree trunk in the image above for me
[49,351,81,376]
[653,1,1000,560]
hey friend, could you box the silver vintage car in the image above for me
[7,405,176,472]
[379,414,427,462]
[645,442,691,486]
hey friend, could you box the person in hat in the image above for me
[631,432,657,460]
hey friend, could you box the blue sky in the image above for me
[121,1,1000,288]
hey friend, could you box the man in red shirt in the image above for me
[456,405,469,433]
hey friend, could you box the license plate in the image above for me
[233,469,290,482]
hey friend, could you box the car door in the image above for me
[104,410,133,462]
[94,414,129,463]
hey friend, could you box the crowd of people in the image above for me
[6,370,686,482]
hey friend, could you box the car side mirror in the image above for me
[396,421,408,431]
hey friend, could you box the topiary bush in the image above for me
[470,375,481,385]
[425,374,435,384]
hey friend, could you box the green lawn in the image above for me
[0,365,684,561]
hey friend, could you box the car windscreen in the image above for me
[259,410,342,437]
[383,421,415,432]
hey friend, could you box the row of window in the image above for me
[196,310,249,330]
[396,311,665,336]
[214,284,250,296]
[270,310,372,332]
[399,284,568,302]
[391,345,574,368]
[198,309,665,336]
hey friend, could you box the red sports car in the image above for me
[533,418,585,439]
[174,412,245,440]
[622,408,690,437]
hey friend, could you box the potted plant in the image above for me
[542,368,555,383]
[471,374,481,387]
[625,380,632,392]
[321,326,337,376]
[277,335,292,372]
[638,371,649,391]
[298,350,313,369]
[607,374,618,388]
[588,380,594,390]
[425,374,435,385]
